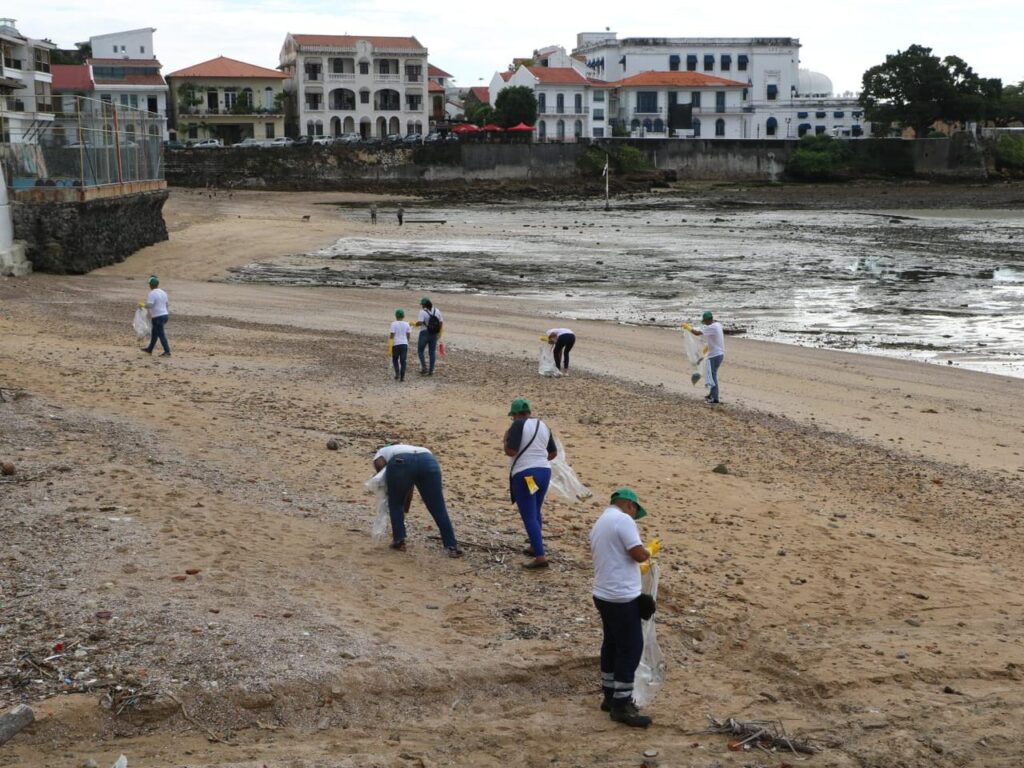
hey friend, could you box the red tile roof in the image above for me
[607,71,748,88]
[499,71,513,82]
[167,56,286,79]
[94,73,167,86]
[428,64,452,78]
[292,34,424,50]
[428,80,445,93]
[468,86,490,104]
[51,64,93,91]
[526,66,589,85]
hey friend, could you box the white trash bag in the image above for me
[365,468,390,542]
[682,331,711,388]
[133,307,151,339]
[538,344,562,377]
[548,439,592,501]
[633,562,666,707]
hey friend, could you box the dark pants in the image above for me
[708,353,724,402]
[417,332,438,373]
[391,343,408,380]
[146,315,170,354]
[511,467,551,557]
[553,333,576,370]
[593,596,643,705]
[384,452,458,549]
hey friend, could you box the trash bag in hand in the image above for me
[682,331,711,387]
[538,345,561,377]
[133,307,151,339]
[633,562,666,706]
[365,468,390,542]
[548,439,592,501]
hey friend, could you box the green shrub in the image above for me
[577,144,653,176]
[786,134,853,180]
[616,145,650,172]
[994,133,1024,169]
[927,130,948,139]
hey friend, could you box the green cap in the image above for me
[610,487,647,519]
[420,296,431,306]
[395,308,405,318]
[702,311,713,322]
[149,276,159,286]
[508,398,532,416]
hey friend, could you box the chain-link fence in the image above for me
[3,96,163,190]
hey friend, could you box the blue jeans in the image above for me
[146,315,170,354]
[391,343,408,380]
[384,452,458,549]
[511,466,551,557]
[594,596,644,704]
[553,333,576,371]
[417,332,438,373]
[708,354,724,402]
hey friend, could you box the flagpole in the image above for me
[604,153,610,211]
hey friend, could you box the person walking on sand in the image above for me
[414,297,443,376]
[389,308,411,381]
[546,327,576,375]
[591,488,655,728]
[372,444,462,557]
[397,205,405,226]
[140,275,171,357]
[504,398,557,570]
[370,203,378,225]
[687,310,724,404]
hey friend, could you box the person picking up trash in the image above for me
[389,309,411,381]
[545,327,576,375]
[685,310,725,404]
[372,444,462,557]
[503,398,557,570]
[590,488,660,728]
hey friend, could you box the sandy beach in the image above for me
[2,188,1023,767]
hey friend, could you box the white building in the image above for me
[573,32,866,139]
[0,18,55,143]
[279,34,430,139]
[86,28,169,140]
[491,65,592,141]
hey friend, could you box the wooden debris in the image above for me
[695,714,818,755]
[0,704,35,745]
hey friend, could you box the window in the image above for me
[715,118,725,136]
[574,120,582,138]
[852,110,863,118]
[112,46,117,53]
[815,111,826,119]
[686,54,697,72]
[405,65,422,82]
[766,117,778,136]
[715,91,725,113]
[636,91,657,113]
[593,90,605,102]
[360,90,369,104]
[537,93,546,112]
[538,121,546,139]
[187,124,198,139]
[669,54,680,72]
[721,55,731,71]
[147,96,158,113]
[815,125,826,135]
[224,89,237,109]
[851,125,863,136]
[574,93,582,113]
[704,54,714,71]
[593,127,604,138]
[264,87,274,110]
[652,118,663,132]
[833,111,844,118]
[266,122,275,139]
[359,61,369,75]
[140,46,145,54]
[797,111,808,119]
[406,95,422,111]
[305,62,321,81]
[556,93,564,113]
[766,84,778,101]
[693,118,701,137]
[798,123,810,137]
[34,48,50,73]
[738,55,748,71]
[690,91,701,108]
[593,108,604,120]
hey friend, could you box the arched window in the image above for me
[538,121,546,139]
[389,116,400,134]
[306,120,314,136]
[313,119,323,136]
[329,88,356,110]
[537,93,546,113]
[766,117,778,136]
[344,116,356,134]
[556,119,565,139]
[715,118,725,137]
[643,118,653,132]
[264,87,274,110]
[407,120,415,135]
[374,89,400,111]
[693,118,701,137]
[653,118,664,133]
[574,93,582,113]
[330,116,341,136]
[376,116,387,137]
[574,120,583,138]
[241,88,253,107]
[556,93,565,114]
[630,118,640,131]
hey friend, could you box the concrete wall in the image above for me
[12,189,169,274]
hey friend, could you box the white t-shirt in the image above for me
[146,288,169,318]
[590,506,643,602]
[508,417,552,475]
[702,321,725,357]
[418,307,443,332]
[390,320,411,345]
[547,328,573,338]
[374,444,431,463]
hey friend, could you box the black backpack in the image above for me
[425,310,442,334]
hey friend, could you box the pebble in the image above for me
[643,748,658,757]
[896,650,909,659]
[326,439,339,451]
[95,611,112,620]
[905,617,922,627]
[0,461,15,476]
[711,463,730,474]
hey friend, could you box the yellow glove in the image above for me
[681,322,692,331]
[539,335,550,343]
[137,302,145,309]
[388,338,394,355]
[646,537,661,557]
[640,561,652,575]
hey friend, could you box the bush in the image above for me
[576,145,652,177]
[927,130,948,139]
[786,134,853,180]
[994,133,1024,169]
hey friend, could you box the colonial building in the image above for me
[85,28,169,140]
[572,32,866,139]
[490,65,592,141]
[166,56,287,144]
[279,34,430,139]
[0,18,55,143]
[427,64,452,124]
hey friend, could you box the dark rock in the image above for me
[326,439,339,451]
[711,464,730,474]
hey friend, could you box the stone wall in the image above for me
[11,189,169,274]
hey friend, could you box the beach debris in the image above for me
[111,756,127,768]
[711,464,730,475]
[326,438,339,451]
[0,704,35,745]
[0,461,14,476]
[695,715,818,755]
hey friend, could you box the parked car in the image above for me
[265,137,295,148]
[233,137,265,149]
[445,133,460,142]
[163,140,186,151]
[311,135,333,146]
[292,135,313,147]
[423,132,443,144]
[383,133,403,146]
[360,136,382,148]
[335,133,361,144]
[191,138,224,149]
[402,133,423,145]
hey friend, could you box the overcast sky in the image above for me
[27,1,1023,94]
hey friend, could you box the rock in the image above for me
[95,611,113,620]
[185,568,201,575]
[711,463,730,475]
[895,650,909,660]
[82,760,99,768]
[643,748,658,757]
[905,617,922,627]
[0,462,15,476]
[326,439,339,451]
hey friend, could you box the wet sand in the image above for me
[2,188,1023,767]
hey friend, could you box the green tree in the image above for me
[786,134,852,180]
[464,100,493,126]
[177,82,202,114]
[494,86,538,128]
[996,81,1024,125]
[860,45,1000,136]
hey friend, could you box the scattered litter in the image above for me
[695,715,818,755]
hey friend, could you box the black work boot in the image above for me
[600,691,613,712]
[610,700,652,728]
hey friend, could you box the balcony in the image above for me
[3,57,22,70]
[630,108,662,117]
[304,102,324,112]
[539,107,589,117]
[405,74,421,82]
[375,73,402,83]
[327,72,355,82]
[1,95,25,112]
[304,71,322,82]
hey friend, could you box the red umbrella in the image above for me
[452,123,481,133]
[506,122,534,131]
[482,123,505,132]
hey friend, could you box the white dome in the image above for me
[798,69,833,97]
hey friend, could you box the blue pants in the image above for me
[708,353,724,402]
[553,333,575,371]
[391,343,408,380]
[384,452,458,549]
[417,332,438,373]
[511,467,551,557]
[146,315,170,354]
[593,596,644,703]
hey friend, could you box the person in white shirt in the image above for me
[413,297,443,376]
[389,309,412,381]
[140,275,171,357]
[372,444,462,557]
[546,328,576,375]
[503,398,557,570]
[590,488,653,728]
[688,310,724,404]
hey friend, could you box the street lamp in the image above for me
[786,117,791,138]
